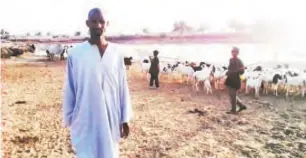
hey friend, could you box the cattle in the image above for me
[27,44,36,53]
[45,44,68,61]
[9,48,25,56]
[60,46,69,60]
[5,44,36,57]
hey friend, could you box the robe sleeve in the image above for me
[119,56,133,124]
[62,55,76,127]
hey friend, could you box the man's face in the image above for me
[232,50,238,58]
[86,11,107,37]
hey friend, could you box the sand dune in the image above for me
[1,57,306,158]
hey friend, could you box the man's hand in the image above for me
[120,123,129,139]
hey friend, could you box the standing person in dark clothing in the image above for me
[225,47,247,114]
[149,50,160,89]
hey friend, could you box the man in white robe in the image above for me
[62,8,133,158]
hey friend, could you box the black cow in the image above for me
[10,48,24,56]
[60,47,68,60]
[28,44,36,53]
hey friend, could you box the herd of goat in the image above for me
[49,48,306,99]
[4,43,305,99]
[135,56,306,99]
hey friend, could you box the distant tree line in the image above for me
[2,19,282,40]
[0,29,10,39]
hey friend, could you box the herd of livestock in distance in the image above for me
[1,43,72,60]
[2,43,306,100]
[137,56,306,99]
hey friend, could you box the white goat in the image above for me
[140,56,151,81]
[192,66,213,93]
[174,63,194,84]
[261,70,286,96]
[204,78,212,94]
[213,66,227,90]
[284,74,306,98]
[159,63,176,82]
[245,72,263,98]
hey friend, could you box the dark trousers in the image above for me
[150,73,159,88]
[228,87,244,111]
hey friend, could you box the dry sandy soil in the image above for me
[1,56,306,158]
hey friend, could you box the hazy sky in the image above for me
[0,0,305,35]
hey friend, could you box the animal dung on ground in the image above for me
[15,101,27,104]
[187,108,208,116]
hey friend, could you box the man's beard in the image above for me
[90,28,103,37]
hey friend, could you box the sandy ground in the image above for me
[1,56,306,158]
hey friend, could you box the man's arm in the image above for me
[62,55,76,127]
[239,58,244,69]
[238,58,245,74]
[119,57,133,124]
[157,58,160,72]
